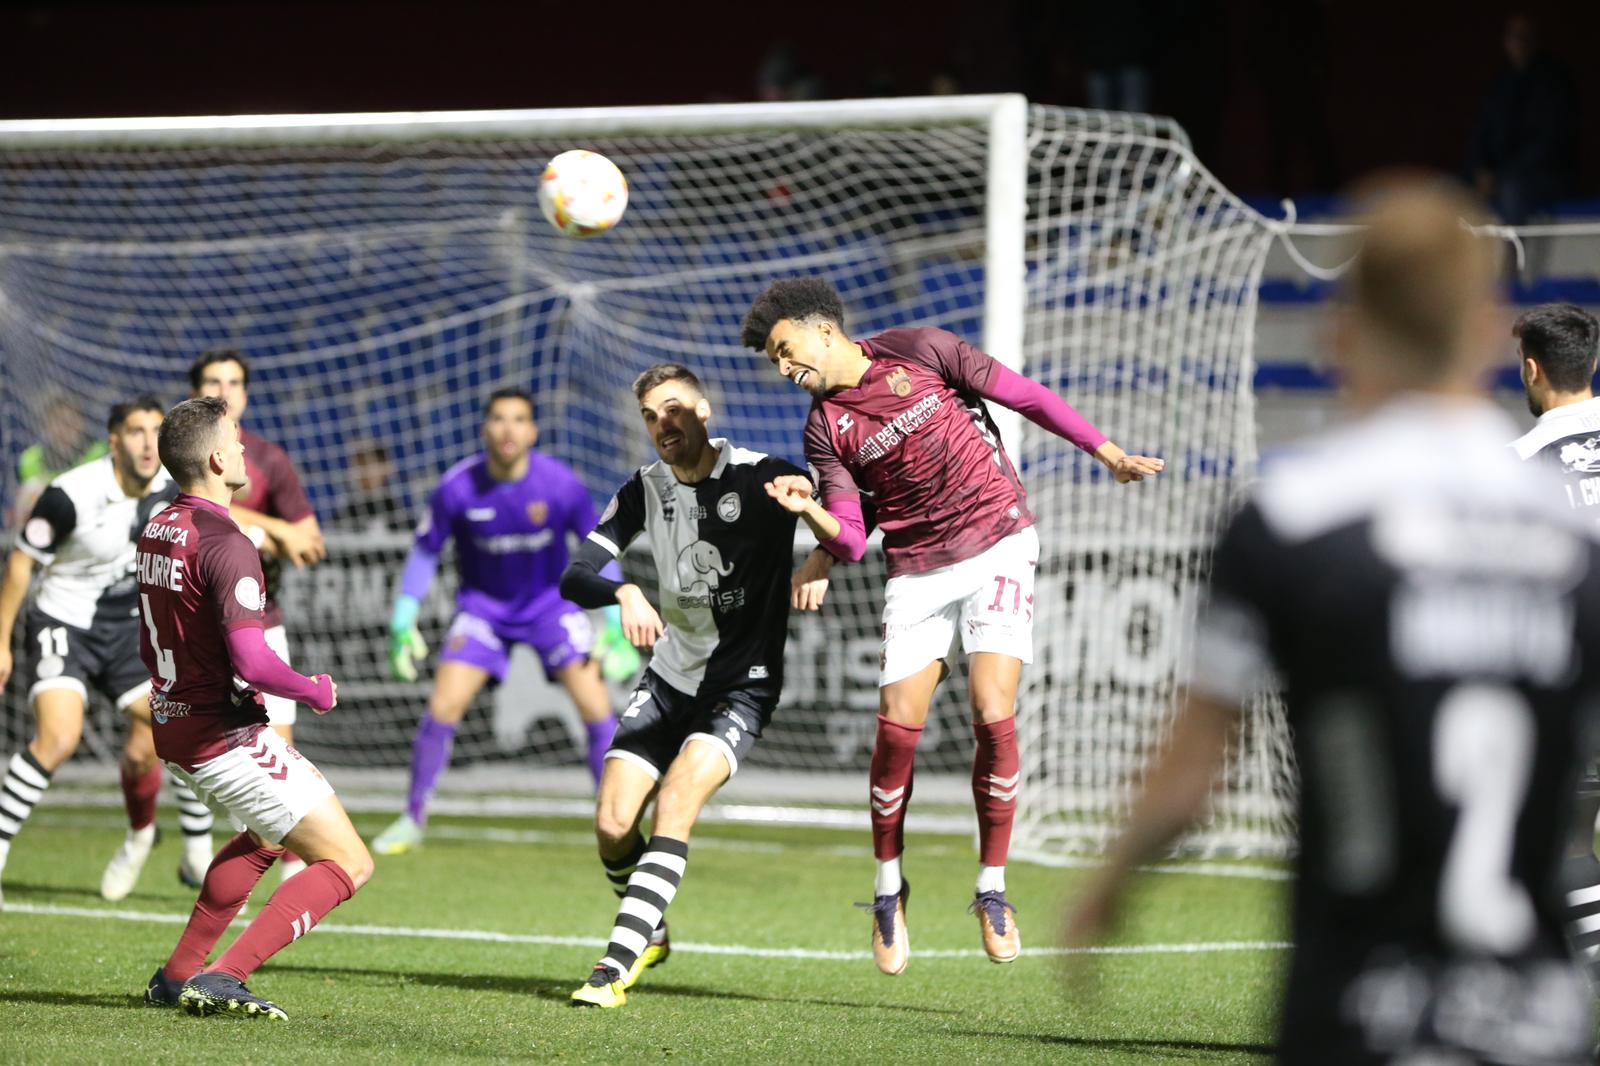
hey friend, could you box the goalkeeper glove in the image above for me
[595,607,641,683]
[388,595,429,683]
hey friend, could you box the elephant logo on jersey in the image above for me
[677,540,734,595]
[526,501,548,526]
[1559,437,1600,472]
[886,368,913,397]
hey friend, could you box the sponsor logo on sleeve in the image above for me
[235,575,265,610]
[23,517,51,549]
[600,494,619,523]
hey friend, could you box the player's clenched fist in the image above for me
[311,675,339,714]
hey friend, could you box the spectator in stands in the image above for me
[1467,13,1578,225]
[9,391,107,527]
[332,440,406,533]
[1081,2,1152,113]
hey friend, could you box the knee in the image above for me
[426,691,468,723]
[121,747,159,777]
[341,846,375,890]
[594,807,637,851]
[31,728,80,771]
[879,691,924,727]
[968,685,1016,726]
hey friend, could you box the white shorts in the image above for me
[165,727,333,844]
[262,624,296,726]
[879,525,1038,687]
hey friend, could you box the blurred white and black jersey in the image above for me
[1510,394,1600,517]
[1194,398,1600,1066]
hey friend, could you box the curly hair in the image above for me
[740,278,845,351]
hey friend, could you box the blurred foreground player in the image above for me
[138,397,370,1021]
[1067,179,1597,1064]
[372,388,631,856]
[559,364,807,1008]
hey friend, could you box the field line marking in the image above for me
[2,901,1290,961]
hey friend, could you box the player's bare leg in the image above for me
[575,740,729,1008]
[966,651,1023,962]
[373,661,489,855]
[556,658,616,788]
[0,688,85,907]
[861,659,944,975]
[179,796,372,1020]
[592,756,666,990]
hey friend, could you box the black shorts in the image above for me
[607,669,777,780]
[24,605,151,710]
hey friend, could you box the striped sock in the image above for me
[0,751,52,853]
[170,773,214,839]
[602,834,646,901]
[598,836,686,977]
[1564,853,1600,984]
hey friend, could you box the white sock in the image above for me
[129,824,156,846]
[0,838,10,875]
[977,864,1006,894]
[875,856,902,897]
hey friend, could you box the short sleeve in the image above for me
[905,329,1000,393]
[203,531,269,632]
[588,471,647,558]
[1189,501,1279,708]
[265,449,314,524]
[413,481,455,555]
[804,404,860,506]
[17,485,77,564]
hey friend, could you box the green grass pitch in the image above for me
[0,807,1287,1063]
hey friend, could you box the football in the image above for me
[538,149,628,238]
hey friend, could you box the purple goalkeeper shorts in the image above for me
[438,606,594,681]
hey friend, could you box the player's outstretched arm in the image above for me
[0,548,37,689]
[1092,441,1166,484]
[225,624,337,713]
[979,362,1165,483]
[1063,693,1237,948]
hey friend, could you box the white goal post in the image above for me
[0,95,1289,856]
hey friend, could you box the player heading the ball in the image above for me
[743,278,1162,974]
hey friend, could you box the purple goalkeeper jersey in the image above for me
[414,452,598,626]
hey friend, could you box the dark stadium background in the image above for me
[0,0,1594,199]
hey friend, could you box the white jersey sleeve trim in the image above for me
[587,531,620,558]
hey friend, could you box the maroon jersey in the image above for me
[136,493,269,767]
[235,426,314,628]
[805,327,1033,578]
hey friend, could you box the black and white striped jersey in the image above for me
[16,455,177,631]
[587,440,804,700]
[1509,394,1600,517]
[1192,398,1600,1065]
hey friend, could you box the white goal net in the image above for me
[0,97,1290,855]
